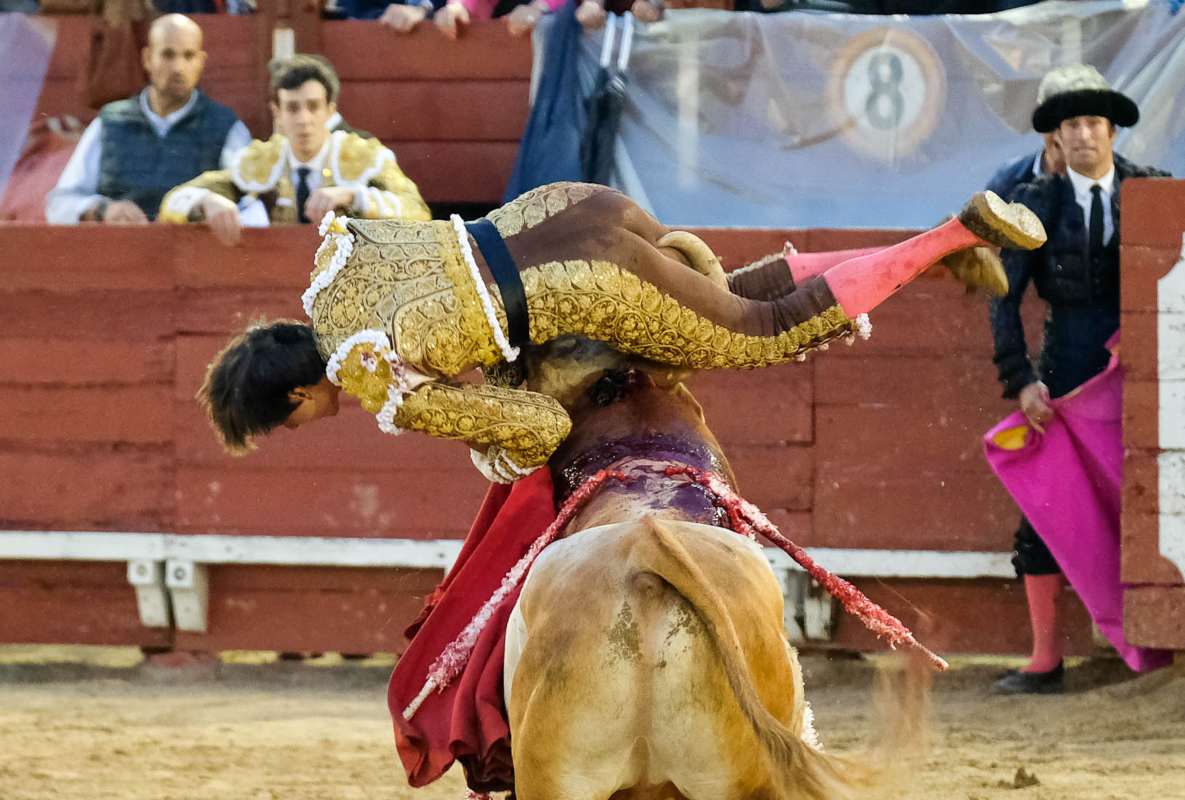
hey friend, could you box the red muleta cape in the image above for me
[389,469,557,794]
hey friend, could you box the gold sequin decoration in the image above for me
[395,382,572,469]
[234,135,284,188]
[335,343,397,414]
[309,219,855,390]
[519,260,856,369]
[487,182,601,237]
[309,219,501,375]
[335,134,386,184]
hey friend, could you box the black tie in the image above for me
[1089,184,1104,255]
[295,167,311,224]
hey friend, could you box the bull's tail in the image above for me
[631,517,881,800]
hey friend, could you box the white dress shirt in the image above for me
[45,89,252,224]
[1066,163,1117,246]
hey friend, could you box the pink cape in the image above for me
[982,342,1172,672]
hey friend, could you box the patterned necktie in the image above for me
[1089,184,1104,255]
[296,166,311,224]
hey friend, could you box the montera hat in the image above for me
[1031,64,1139,133]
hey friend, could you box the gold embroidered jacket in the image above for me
[308,183,854,476]
[158,130,430,224]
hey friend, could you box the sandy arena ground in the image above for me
[0,646,1181,800]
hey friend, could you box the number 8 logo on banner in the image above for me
[827,28,947,162]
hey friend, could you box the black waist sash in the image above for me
[464,218,530,356]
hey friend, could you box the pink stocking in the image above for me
[785,247,884,285]
[1023,573,1065,672]
[822,217,980,316]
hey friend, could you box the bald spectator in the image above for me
[46,14,250,225]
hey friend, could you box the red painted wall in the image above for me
[0,225,1096,654]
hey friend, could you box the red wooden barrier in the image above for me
[1119,179,1185,650]
[0,224,1098,654]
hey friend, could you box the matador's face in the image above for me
[283,376,341,430]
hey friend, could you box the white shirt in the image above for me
[45,89,252,224]
[1066,163,1117,246]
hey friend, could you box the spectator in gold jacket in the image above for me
[159,54,429,246]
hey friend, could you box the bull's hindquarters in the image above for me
[506,518,837,800]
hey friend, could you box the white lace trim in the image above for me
[302,213,355,317]
[855,313,872,340]
[325,329,392,385]
[230,138,289,195]
[375,386,406,436]
[495,449,533,478]
[449,214,520,363]
[328,129,392,188]
[324,329,409,436]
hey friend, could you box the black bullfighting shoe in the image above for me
[990,661,1065,695]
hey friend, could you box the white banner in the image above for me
[579,0,1185,227]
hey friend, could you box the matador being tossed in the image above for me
[200,181,1045,481]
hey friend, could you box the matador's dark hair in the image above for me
[197,320,326,454]
[268,53,340,104]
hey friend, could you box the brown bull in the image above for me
[501,342,890,800]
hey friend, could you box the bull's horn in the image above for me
[656,230,727,289]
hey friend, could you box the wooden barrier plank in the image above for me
[692,364,812,445]
[173,227,318,289]
[175,289,302,335]
[0,586,171,647]
[1121,179,1185,250]
[815,354,1013,473]
[0,450,174,529]
[1121,309,1163,382]
[0,560,129,588]
[339,80,528,143]
[0,339,172,386]
[1122,452,1183,585]
[830,578,1095,656]
[1125,586,1185,649]
[813,468,1017,552]
[724,444,812,511]
[387,140,519,204]
[1124,379,1159,451]
[324,21,532,81]
[42,17,88,81]
[0,386,172,444]
[176,465,485,537]
[0,227,176,291]
[0,290,175,341]
[174,397,471,472]
[172,585,430,654]
[1120,245,1179,314]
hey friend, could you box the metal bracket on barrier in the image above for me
[165,559,209,633]
[126,559,171,628]
[777,569,835,644]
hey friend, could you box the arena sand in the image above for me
[0,647,1181,800]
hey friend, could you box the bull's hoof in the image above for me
[960,190,1047,251]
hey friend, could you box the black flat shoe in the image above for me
[990,661,1064,695]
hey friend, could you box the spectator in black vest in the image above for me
[988,65,1170,695]
[46,14,250,225]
